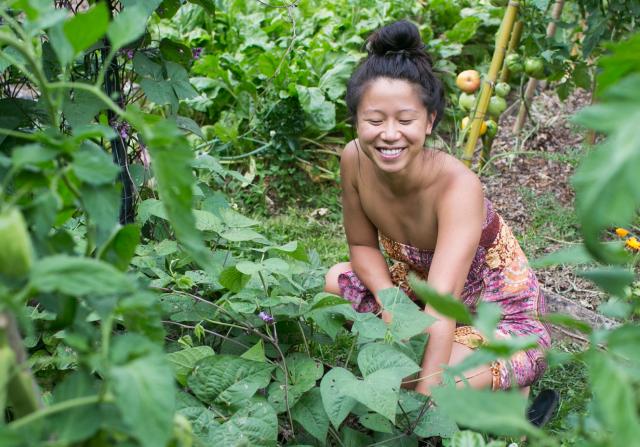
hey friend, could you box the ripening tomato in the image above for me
[485,120,498,139]
[456,70,481,94]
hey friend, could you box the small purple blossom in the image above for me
[258,311,275,324]
[192,47,203,60]
[117,121,131,140]
[125,49,135,60]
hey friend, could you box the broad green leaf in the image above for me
[63,3,109,55]
[541,313,593,334]
[221,228,269,243]
[72,141,120,185]
[188,355,275,407]
[450,431,485,447]
[357,343,420,380]
[48,370,101,443]
[179,406,219,440]
[359,412,394,433]
[275,353,323,390]
[351,312,388,341]
[445,17,480,43]
[403,395,458,438]
[167,346,215,386]
[30,255,135,297]
[596,34,640,95]
[166,61,197,99]
[160,38,193,67]
[136,115,216,274]
[473,302,502,342]
[295,85,335,131]
[408,275,472,324]
[208,398,278,446]
[320,367,357,429]
[310,294,351,311]
[175,115,205,140]
[379,287,436,340]
[578,266,635,297]
[431,386,537,437]
[291,388,329,444]
[571,74,640,262]
[80,183,120,247]
[107,3,158,51]
[344,369,402,423]
[99,224,141,271]
[531,243,593,268]
[219,266,250,292]
[189,0,216,14]
[63,89,107,128]
[587,350,640,445]
[241,340,266,363]
[110,353,176,447]
[11,143,58,169]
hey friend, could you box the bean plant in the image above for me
[0,1,639,447]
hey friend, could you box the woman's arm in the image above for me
[414,173,484,395]
[341,142,394,320]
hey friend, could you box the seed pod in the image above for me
[0,207,34,279]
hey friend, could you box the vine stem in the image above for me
[8,394,111,430]
[47,81,127,118]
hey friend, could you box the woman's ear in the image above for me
[425,112,437,135]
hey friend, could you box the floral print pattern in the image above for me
[337,199,551,390]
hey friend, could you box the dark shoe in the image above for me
[527,389,559,427]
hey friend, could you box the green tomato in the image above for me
[494,82,511,98]
[488,96,507,117]
[524,57,545,79]
[485,120,498,139]
[505,53,523,74]
[0,207,33,279]
[458,92,476,112]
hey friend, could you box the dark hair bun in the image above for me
[366,20,426,57]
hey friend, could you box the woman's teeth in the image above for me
[378,147,404,158]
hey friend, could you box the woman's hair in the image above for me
[345,20,446,130]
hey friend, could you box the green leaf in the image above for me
[445,17,481,43]
[63,3,109,55]
[221,228,269,243]
[110,352,176,447]
[99,224,141,271]
[531,243,593,268]
[30,255,135,297]
[72,141,120,185]
[175,115,205,140]
[107,3,157,51]
[276,353,323,390]
[571,74,640,262]
[80,183,120,247]
[167,346,215,386]
[11,143,58,170]
[208,398,277,446]
[219,266,251,292]
[188,355,275,407]
[189,0,216,14]
[136,115,216,275]
[431,386,536,437]
[587,350,640,445]
[408,275,472,324]
[48,371,101,443]
[63,89,107,128]
[541,313,593,334]
[291,388,329,443]
[295,85,336,131]
[411,404,459,439]
[450,431,486,447]
[160,38,193,67]
[473,302,502,342]
[357,343,420,380]
[320,367,357,429]
[578,266,635,297]
[378,287,436,340]
[241,340,266,363]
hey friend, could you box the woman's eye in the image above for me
[399,120,414,125]
[367,120,383,125]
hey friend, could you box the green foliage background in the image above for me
[0,0,639,446]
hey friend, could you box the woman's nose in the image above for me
[381,121,400,140]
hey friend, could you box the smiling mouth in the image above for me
[376,147,406,159]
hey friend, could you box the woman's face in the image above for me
[356,77,435,174]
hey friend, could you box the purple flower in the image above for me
[118,121,131,140]
[139,143,150,168]
[192,47,203,60]
[258,311,275,324]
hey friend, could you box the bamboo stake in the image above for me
[461,1,519,167]
[500,20,524,83]
[513,0,565,134]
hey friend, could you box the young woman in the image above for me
[324,20,550,396]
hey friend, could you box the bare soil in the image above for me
[481,87,606,311]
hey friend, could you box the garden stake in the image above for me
[513,0,565,134]
[500,20,524,83]
[462,1,519,167]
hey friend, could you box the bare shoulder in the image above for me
[433,151,484,212]
[340,140,360,187]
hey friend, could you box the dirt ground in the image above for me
[481,86,606,311]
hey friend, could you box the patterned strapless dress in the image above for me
[337,199,551,390]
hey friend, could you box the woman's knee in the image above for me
[324,261,352,295]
